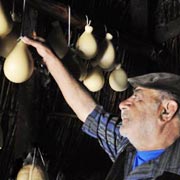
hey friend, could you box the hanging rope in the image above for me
[68,6,71,47]
[20,0,27,37]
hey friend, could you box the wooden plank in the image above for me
[27,0,86,29]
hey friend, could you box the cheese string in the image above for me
[29,148,36,180]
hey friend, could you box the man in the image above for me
[22,37,180,179]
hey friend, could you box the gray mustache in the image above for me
[121,111,129,119]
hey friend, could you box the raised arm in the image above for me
[21,37,96,122]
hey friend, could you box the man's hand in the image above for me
[21,36,57,64]
[21,36,96,122]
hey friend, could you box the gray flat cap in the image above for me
[128,72,180,97]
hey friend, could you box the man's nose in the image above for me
[119,98,132,110]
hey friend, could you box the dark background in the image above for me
[0,0,180,179]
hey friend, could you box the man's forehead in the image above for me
[134,86,150,91]
[133,86,159,94]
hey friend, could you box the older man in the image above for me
[22,37,180,179]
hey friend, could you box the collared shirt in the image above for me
[82,105,180,179]
[132,149,165,170]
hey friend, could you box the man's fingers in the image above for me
[21,36,54,61]
[21,36,42,49]
[33,36,46,43]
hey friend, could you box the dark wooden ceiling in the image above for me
[0,0,180,179]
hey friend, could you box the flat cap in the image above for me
[128,72,180,97]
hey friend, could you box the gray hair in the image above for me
[158,90,180,119]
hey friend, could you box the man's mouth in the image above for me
[122,118,129,123]
[121,111,128,119]
[121,111,129,124]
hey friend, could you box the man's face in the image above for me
[119,87,162,144]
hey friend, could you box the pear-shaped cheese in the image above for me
[76,25,97,60]
[83,68,104,92]
[16,165,46,180]
[98,33,115,69]
[0,2,13,38]
[109,65,128,92]
[3,40,34,83]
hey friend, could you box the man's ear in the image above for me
[160,100,178,122]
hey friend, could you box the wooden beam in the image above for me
[27,0,86,29]
[26,0,156,58]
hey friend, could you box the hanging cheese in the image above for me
[0,2,13,38]
[76,25,97,60]
[16,165,46,180]
[3,40,34,83]
[83,67,104,92]
[109,64,128,92]
[98,33,115,69]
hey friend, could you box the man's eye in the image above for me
[132,94,138,98]
[132,94,142,101]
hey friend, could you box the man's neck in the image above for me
[134,122,180,151]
